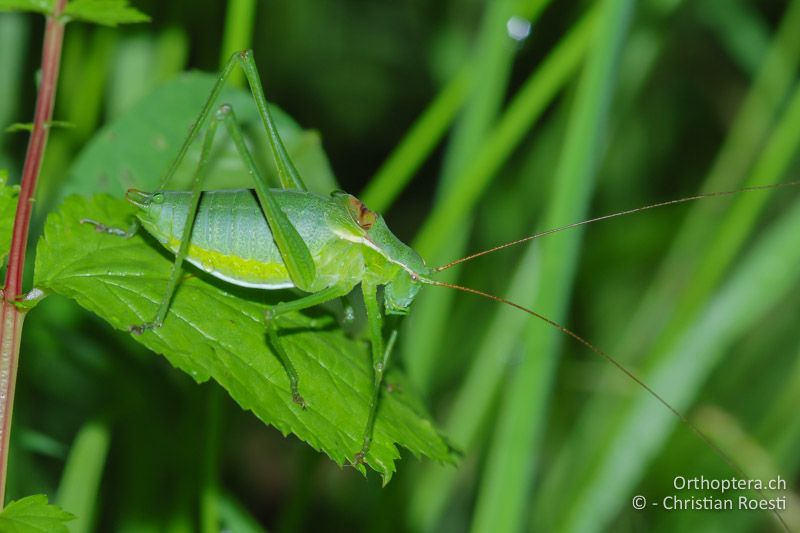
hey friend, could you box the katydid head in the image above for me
[332,191,432,313]
[366,216,429,315]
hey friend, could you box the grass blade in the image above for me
[55,420,110,533]
[469,0,633,531]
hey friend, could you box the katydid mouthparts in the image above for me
[79,50,795,529]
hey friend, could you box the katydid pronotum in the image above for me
[79,50,797,515]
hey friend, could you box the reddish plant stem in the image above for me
[0,0,68,507]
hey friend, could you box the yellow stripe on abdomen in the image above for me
[176,240,294,289]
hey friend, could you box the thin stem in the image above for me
[0,0,68,507]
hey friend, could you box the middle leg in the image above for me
[265,284,353,407]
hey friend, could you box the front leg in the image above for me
[353,281,398,467]
[80,218,138,238]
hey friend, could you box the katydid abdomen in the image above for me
[126,188,370,293]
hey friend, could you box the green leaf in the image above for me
[64,72,337,198]
[62,0,149,27]
[0,0,52,15]
[0,494,75,533]
[34,195,457,480]
[1,170,19,268]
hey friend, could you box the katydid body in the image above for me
[122,186,428,463]
[126,188,428,296]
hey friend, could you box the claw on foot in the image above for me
[129,321,160,335]
[352,450,367,467]
[292,391,307,409]
[342,305,356,324]
[81,218,108,232]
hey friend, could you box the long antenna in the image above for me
[435,180,800,272]
[423,278,791,532]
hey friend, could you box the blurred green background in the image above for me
[1,0,799,531]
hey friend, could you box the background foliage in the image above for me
[1,0,799,531]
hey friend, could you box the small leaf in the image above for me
[13,288,46,311]
[34,195,457,481]
[0,494,75,533]
[5,120,75,133]
[63,0,149,27]
[0,0,52,15]
[1,170,20,267]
